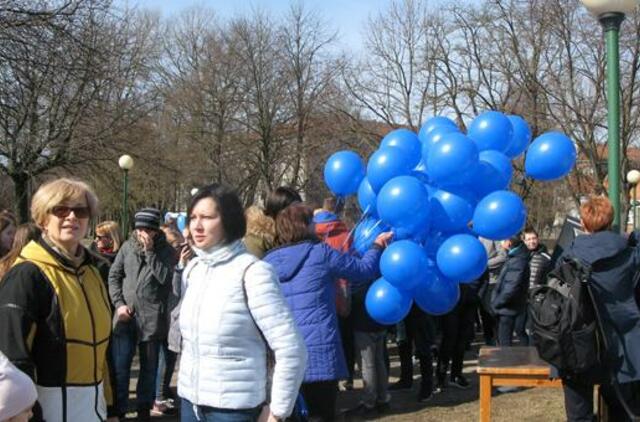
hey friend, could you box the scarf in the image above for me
[192,239,245,267]
[43,234,86,269]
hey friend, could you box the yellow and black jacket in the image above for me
[0,238,114,421]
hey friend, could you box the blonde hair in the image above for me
[30,178,99,228]
[95,220,123,252]
[245,206,275,239]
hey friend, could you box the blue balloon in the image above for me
[357,178,377,216]
[324,151,365,196]
[423,231,449,257]
[473,190,527,240]
[469,150,513,198]
[365,278,413,325]
[427,132,479,186]
[380,240,429,291]
[420,125,459,163]
[468,111,513,152]
[177,214,187,232]
[504,115,532,158]
[436,234,488,283]
[525,132,576,181]
[377,176,430,238]
[413,263,460,315]
[418,116,458,142]
[366,148,413,192]
[411,160,430,184]
[353,217,388,255]
[429,188,474,232]
[380,129,422,168]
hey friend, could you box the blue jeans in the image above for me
[111,319,161,415]
[156,340,178,401]
[181,398,262,422]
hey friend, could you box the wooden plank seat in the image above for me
[477,346,562,422]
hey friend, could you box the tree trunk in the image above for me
[12,173,30,223]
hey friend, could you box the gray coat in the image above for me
[108,232,177,341]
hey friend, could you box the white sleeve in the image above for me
[244,261,307,418]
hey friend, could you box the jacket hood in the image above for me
[314,219,349,238]
[571,231,628,264]
[313,211,339,223]
[264,241,316,282]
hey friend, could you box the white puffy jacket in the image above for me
[177,241,307,418]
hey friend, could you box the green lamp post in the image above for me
[581,0,639,232]
[118,154,134,238]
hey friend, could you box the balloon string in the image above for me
[342,204,371,250]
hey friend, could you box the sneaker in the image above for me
[340,380,354,391]
[151,400,176,416]
[418,386,433,402]
[389,380,412,391]
[450,375,471,390]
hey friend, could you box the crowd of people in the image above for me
[0,177,639,422]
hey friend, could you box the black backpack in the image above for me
[528,257,602,374]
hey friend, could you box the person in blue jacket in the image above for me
[491,235,530,346]
[263,203,392,422]
[556,196,640,421]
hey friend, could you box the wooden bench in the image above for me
[477,346,562,422]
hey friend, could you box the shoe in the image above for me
[496,386,520,394]
[343,403,377,419]
[450,375,470,390]
[389,380,412,391]
[418,387,433,402]
[150,400,176,416]
[340,380,354,391]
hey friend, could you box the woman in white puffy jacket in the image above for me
[177,184,307,422]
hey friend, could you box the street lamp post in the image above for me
[118,155,134,238]
[627,169,640,230]
[581,0,639,232]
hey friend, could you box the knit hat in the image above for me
[0,352,37,420]
[134,208,161,231]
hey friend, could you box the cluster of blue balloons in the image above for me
[323,111,577,325]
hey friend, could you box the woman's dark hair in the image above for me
[187,184,246,243]
[265,186,302,219]
[275,203,317,246]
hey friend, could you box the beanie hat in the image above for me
[134,208,161,231]
[0,352,37,420]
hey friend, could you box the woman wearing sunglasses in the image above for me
[0,178,118,422]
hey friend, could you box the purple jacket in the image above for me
[263,240,382,383]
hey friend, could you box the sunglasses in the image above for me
[50,205,91,219]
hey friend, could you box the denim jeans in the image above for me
[111,319,161,416]
[355,331,389,408]
[180,398,262,422]
[156,340,178,401]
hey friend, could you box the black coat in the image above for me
[560,231,640,383]
[491,245,530,316]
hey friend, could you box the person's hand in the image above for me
[138,230,154,251]
[116,305,133,322]
[373,232,393,248]
[179,243,194,267]
[257,405,280,422]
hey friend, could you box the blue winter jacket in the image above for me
[559,230,640,383]
[491,244,530,316]
[263,240,382,383]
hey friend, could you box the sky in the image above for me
[122,0,393,52]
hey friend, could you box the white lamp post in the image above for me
[627,169,640,230]
[118,155,134,236]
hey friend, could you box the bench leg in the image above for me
[480,374,492,422]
